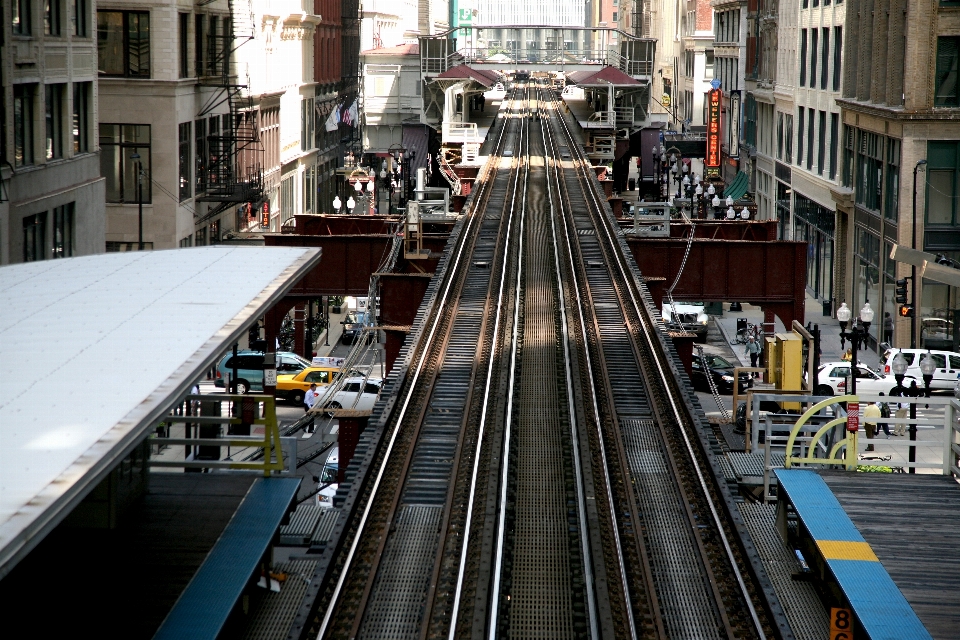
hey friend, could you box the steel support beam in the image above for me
[628,238,807,329]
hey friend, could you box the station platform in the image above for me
[0,474,259,639]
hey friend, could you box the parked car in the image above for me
[880,348,960,391]
[690,353,750,394]
[214,350,311,394]
[315,446,339,508]
[320,377,383,414]
[815,362,915,397]
[275,366,339,405]
[340,312,373,345]
[662,301,709,342]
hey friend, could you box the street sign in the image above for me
[846,402,859,433]
[260,201,270,228]
[264,368,277,386]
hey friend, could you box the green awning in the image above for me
[724,171,750,201]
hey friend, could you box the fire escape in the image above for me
[195,0,264,221]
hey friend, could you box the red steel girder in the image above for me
[265,234,394,296]
[628,237,807,328]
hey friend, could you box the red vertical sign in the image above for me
[706,89,722,175]
[260,201,270,228]
[846,402,859,433]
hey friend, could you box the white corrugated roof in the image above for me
[0,246,321,578]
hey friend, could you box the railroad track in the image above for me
[289,81,789,640]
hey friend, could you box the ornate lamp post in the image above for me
[332,195,342,214]
[837,302,874,395]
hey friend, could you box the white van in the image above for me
[880,348,960,390]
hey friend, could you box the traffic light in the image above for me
[899,304,915,318]
[895,278,909,304]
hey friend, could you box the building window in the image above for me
[855,130,882,212]
[810,29,819,89]
[280,174,295,218]
[53,203,75,258]
[807,108,815,171]
[195,227,207,247]
[833,27,842,91]
[927,141,960,226]
[884,138,900,222]
[797,108,805,167]
[800,30,808,87]
[842,125,854,187]
[179,236,193,248]
[14,85,36,167]
[195,14,206,76]
[209,220,220,244]
[302,98,315,152]
[74,0,88,36]
[207,15,219,76]
[821,28,829,90]
[45,84,65,160]
[785,114,793,164]
[23,213,47,262]
[46,0,62,35]
[777,112,784,160]
[195,118,207,193]
[179,122,192,201]
[179,13,189,78]
[13,0,32,35]
[935,37,960,107]
[100,124,151,203]
[304,166,315,213]
[817,111,826,175]
[97,11,151,77]
[73,82,90,152]
[829,113,839,180]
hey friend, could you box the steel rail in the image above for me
[446,84,531,639]
[539,87,636,640]
[313,88,523,639]
[551,90,767,638]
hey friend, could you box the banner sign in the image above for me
[706,88,722,175]
[260,201,271,229]
[846,402,859,433]
[729,90,741,159]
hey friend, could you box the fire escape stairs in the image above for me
[194,0,264,220]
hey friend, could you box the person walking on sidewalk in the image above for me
[877,392,892,438]
[863,400,882,451]
[744,335,761,371]
[890,384,909,436]
[883,312,894,345]
[304,383,319,434]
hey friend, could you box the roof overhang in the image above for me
[0,247,322,579]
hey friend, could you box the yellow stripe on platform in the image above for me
[817,540,880,562]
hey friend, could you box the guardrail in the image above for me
[442,121,480,144]
[747,392,959,477]
[149,394,291,475]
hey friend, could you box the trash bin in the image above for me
[628,178,636,191]
[736,318,748,334]
[822,299,832,317]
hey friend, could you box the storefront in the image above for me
[794,193,835,304]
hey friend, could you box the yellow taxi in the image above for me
[275,367,338,405]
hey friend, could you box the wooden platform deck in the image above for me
[820,471,960,640]
[0,473,256,639]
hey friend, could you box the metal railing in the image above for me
[149,394,290,475]
[442,121,480,144]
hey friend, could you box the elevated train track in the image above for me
[291,82,789,640]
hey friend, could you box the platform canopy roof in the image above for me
[0,246,321,579]
[433,64,501,88]
[566,66,645,87]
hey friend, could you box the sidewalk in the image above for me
[714,293,882,371]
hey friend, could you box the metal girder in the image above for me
[292,214,400,237]
[265,234,394,296]
[378,272,433,328]
[628,237,807,328]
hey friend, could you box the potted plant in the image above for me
[330,295,344,314]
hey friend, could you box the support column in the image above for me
[336,411,371,483]
[293,304,306,356]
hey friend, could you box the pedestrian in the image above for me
[890,383,908,436]
[877,392,892,438]
[479,94,485,112]
[744,335,761,371]
[304,383,318,434]
[883,312,894,345]
[862,400,881,451]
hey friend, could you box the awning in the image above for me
[566,66,645,87]
[724,170,750,201]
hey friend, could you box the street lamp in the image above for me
[919,352,937,397]
[740,206,750,220]
[726,206,736,219]
[332,195,342,214]
[712,194,721,218]
[130,151,144,250]
[695,184,703,218]
[836,302,873,395]
[346,196,356,213]
[912,159,927,348]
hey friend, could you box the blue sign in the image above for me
[710,79,721,90]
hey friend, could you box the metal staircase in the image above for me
[195,0,264,220]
